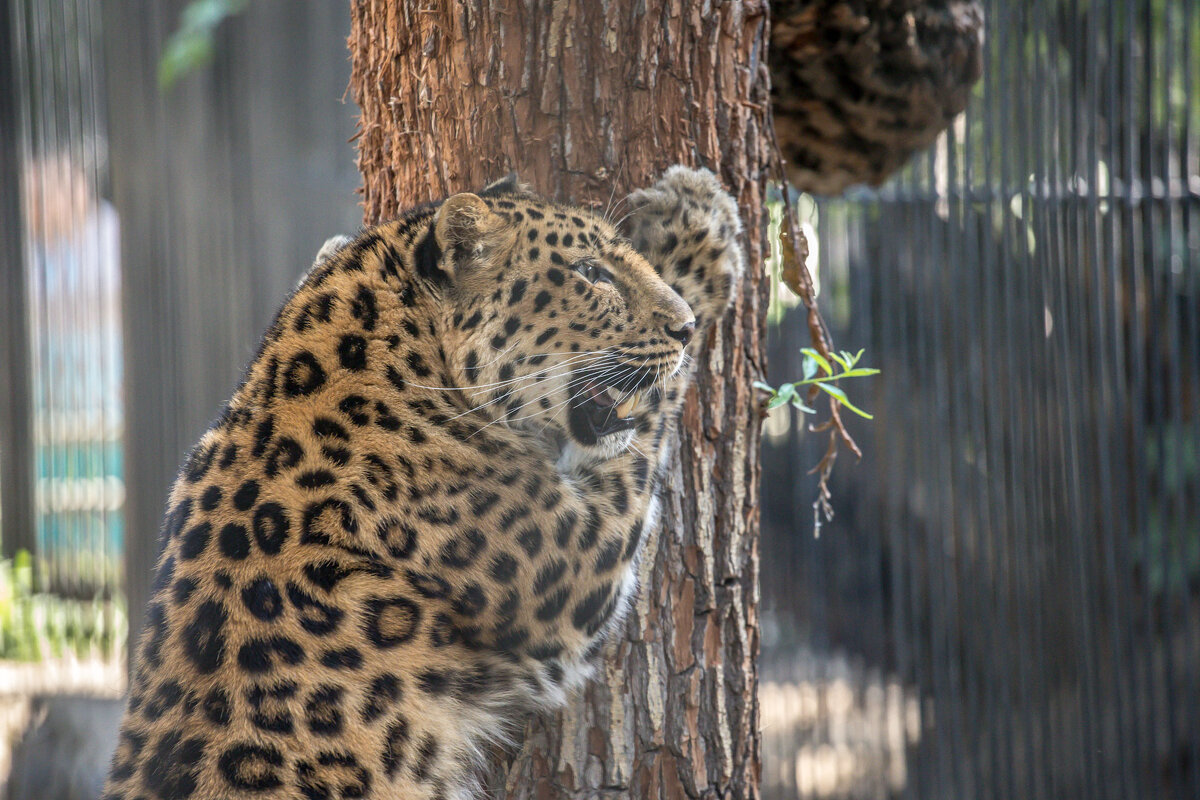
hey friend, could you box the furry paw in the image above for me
[623,166,744,328]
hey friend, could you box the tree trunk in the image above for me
[349,3,770,797]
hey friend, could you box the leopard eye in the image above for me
[574,259,611,285]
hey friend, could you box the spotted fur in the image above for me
[103,167,742,800]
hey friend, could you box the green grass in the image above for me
[0,550,126,662]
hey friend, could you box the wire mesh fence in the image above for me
[1,0,125,670]
[12,0,123,598]
[3,0,1198,797]
[761,1,1200,798]
[1,0,361,670]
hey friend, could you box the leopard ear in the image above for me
[435,193,489,247]
[433,193,513,279]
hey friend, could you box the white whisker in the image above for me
[461,350,613,395]
[528,363,640,439]
[464,364,621,439]
[499,360,639,431]
[467,341,518,371]
[403,349,614,394]
[602,161,628,225]
[442,353,615,424]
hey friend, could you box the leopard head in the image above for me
[429,180,694,455]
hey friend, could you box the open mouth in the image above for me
[567,379,645,445]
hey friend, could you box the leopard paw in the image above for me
[623,166,744,329]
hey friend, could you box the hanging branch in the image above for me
[762,0,982,530]
[765,111,863,531]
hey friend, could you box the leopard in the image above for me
[102,166,744,800]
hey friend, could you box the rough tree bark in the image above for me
[349,2,770,797]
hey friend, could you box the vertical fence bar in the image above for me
[0,0,37,563]
[1177,3,1200,795]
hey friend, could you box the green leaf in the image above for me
[181,0,244,29]
[158,0,250,91]
[835,367,881,378]
[790,396,817,414]
[158,32,214,90]
[816,382,874,419]
[817,383,848,402]
[802,353,818,380]
[829,351,850,371]
[799,347,832,376]
[752,380,776,393]
[766,383,796,409]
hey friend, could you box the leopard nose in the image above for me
[665,319,695,345]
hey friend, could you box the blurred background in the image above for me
[0,1,1197,799]
[761,2,1200,798]
[0,1,360,796]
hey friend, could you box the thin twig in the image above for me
[765,103,863,530]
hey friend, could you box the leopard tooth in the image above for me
[615,392,642,419]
